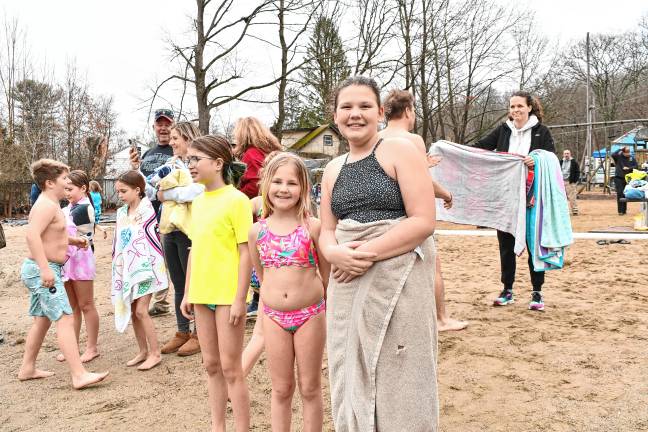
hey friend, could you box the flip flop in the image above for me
[596,240,609,245]
[611,239,631,245]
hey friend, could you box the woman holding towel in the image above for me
[319,76,439,431]
[474,91,555,311]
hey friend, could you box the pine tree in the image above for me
[300,16,351,125]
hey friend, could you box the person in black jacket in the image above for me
[611,146,637,215]
[474,91,555,312]
[561,149,579,215]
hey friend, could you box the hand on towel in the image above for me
[427,154,442,167]
[332,266,357,283]
[524,156,535,168]
[326,241,377,277]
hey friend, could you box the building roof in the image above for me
[289,124,341,150]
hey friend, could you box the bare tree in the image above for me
[563,32,648,121]
[156,0,315,134]
[272,0,320,140]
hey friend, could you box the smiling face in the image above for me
[64,181,86,204]
[153,117,173,145]
[170,128,189,157]
[115,181,141,206]
[267,162,302,213]
[333,84,384,144]
[509,96,532,124]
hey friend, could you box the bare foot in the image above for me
[80,350,100,363]
[18,368,55,381]
[137,354,161,371]
[56,353,65,362]
[438,318,469,332]
[126,352,148,367]
[72,371,109,390]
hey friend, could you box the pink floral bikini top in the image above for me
[256,219,318,268]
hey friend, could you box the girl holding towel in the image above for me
[248,152,330,431]
[180,135,252,431]
[112,170,168,370]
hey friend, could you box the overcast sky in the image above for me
[1,0,646,141]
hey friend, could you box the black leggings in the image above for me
[162,230,192,333]
[497,230,544,292]
[614,177,627,214]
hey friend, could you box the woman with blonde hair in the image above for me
[152,121,206,357]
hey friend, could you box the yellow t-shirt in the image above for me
[188,185,252,304]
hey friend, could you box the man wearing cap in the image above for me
[611,146,638,215]
[130,108,175,316]
[561,149,580,216]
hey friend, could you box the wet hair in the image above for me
[190,134,246,185]
[170,121,201,143]
[259,152,311,221]
[89,180,102,193]
[331,75,381,111]
[510,91,544,123]
[383,89,414,121]
[67,170,93,207]
[116,170,146,198]
[30,159,70,190]
[233,117,282,158]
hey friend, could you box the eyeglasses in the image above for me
[187,155,214,165]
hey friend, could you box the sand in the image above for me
[1,198,647,431]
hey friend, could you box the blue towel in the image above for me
[526,150,573,271]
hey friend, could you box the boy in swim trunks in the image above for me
[17,159,109,389]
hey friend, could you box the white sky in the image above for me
[1,0,646,140]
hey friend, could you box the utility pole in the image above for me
[585,32,593,190]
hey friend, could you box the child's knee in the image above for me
[298,378,321,401]
[78,300,95,314]
[132,307,148,321]
[273,380,296,400]
[203,357,223,376]
[220,361,243,383]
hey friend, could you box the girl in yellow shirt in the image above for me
[180,135,252,431]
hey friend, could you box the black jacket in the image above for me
[474,122,556,154]
[611,149,637,180]
[563,159,579,184]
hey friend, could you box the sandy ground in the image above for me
[1,198,647,432]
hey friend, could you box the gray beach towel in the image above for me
[429,140,528,255]
[327,218,438,432]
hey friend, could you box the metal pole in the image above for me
[586,32,593,190]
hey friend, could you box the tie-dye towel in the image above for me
[429,140,528,255]
[526,150,573,271]
[111,197,168,332]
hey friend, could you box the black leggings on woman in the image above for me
[497,230,544,292]
[162,230,192,333]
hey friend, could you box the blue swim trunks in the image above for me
[21,258,72,322]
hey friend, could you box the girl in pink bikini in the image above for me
[248,152,330,431]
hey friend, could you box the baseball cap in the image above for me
[154,108,175,123]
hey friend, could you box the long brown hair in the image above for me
[259,152,311,221]
[510,91,544,123]
[116,170,146,198]
[233,117,282,158]
[190,134,246,185]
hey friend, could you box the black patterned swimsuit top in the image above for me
[331,139,406,223]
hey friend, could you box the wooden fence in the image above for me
[0,178,120,218]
